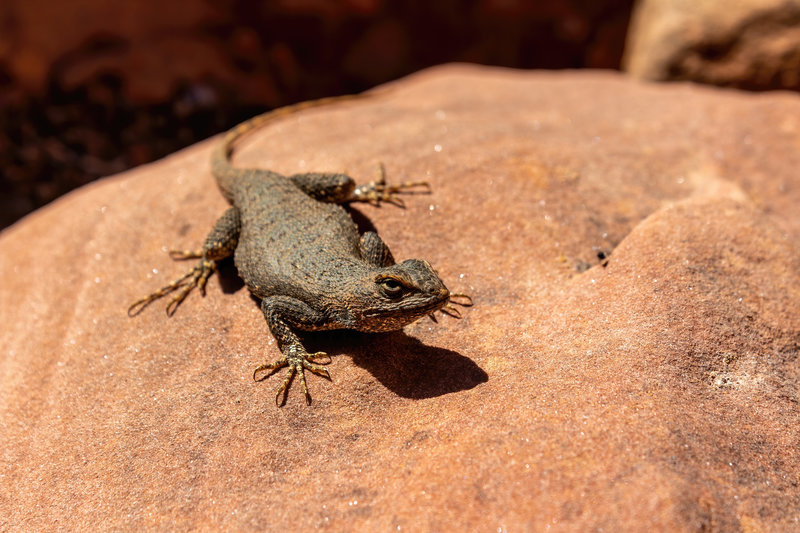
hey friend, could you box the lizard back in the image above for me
[230,169,368,302]
[209,95,375,302]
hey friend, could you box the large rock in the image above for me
[624,0,800,91]
[1,64,799,530]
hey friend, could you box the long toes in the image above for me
[165,283,195,316]
[253,359,288,381]
[298,367,312,405]
[449,293,474,307]
[197,262,215,295]
[129,260,217,317]
[386,195,406,208]
[388,180,431,194]
[274,366,297,407]
[306,351,331,364]
[128,272,193,316]
[256,351,331,406]
[169,249,204,260]
[440,304,462,319]
[127,297,152,317]
[302,360,331,379]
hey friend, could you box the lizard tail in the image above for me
[210,93,367,202]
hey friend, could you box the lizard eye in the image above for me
[377,277,405,299]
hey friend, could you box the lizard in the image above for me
[128,94,468,406]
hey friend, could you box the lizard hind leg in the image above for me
[350,163,431,207]
[127,207,240,317]
[127,258,217,317]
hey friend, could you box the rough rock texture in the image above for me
[1,65,799,530]
[624,0,800,91]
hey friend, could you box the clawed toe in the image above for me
[306,351,332,364]
[351,163,431,207]
[254,349,331,406]
[127,258,216,317]
[253,358,288,381]
[428,292,473,321]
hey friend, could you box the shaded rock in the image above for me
[0,0,231,102]
[624,0,800,90]
[1,64,799,530]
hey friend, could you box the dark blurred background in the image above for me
[0,0,636,229]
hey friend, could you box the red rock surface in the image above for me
[1,65,799,530]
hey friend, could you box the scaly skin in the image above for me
[129,94,465,406]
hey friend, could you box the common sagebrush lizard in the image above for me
[129,95,466,405]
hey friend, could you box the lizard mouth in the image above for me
[364,288,450,317]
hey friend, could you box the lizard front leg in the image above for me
[254,296,332,406]
[128,207,240,316]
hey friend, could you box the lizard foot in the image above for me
[127,256,216,317]
[253,346,331,406]
[351,163,430,207]
[429,293,473,322]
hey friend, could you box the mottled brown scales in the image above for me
[129,95,468,406]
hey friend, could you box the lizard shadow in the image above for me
[337,208,487,398]
[217,257,245,293]
[303,329,488,400]
[344,206,379,234]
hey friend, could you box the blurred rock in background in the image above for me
[4,0,800,231]
[0,0,634,229]
[624,0,800,90]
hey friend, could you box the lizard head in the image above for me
[352,259,450,332]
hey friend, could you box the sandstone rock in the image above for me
[624,0,800,90]
[1,65,799,530]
